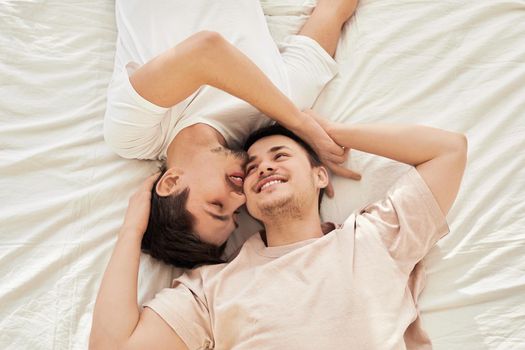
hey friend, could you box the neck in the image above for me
[262,206,324,247]
[166,124,226,166]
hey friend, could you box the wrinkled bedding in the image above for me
[1,0,524,349]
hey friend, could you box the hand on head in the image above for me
[295,109,361,197]
[120,172,160,238]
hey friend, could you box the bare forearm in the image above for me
[130,31,347,167]
[90,232,142,349]
[329,123,465,166]
[200,34,305,130]
[130,31,306,131]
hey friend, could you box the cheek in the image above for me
[244,192,260,218]
[242,175,256,195]
[214,230,231,246]
[199,172,223,191]
[245,191,255,209]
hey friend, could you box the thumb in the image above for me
[328,162,362,180]
[325,180,335,198]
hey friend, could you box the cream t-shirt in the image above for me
[144,168,449,349]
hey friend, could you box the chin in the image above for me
[257,193,297,217]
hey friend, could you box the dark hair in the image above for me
[243,124,326,209]
[141,165,227,269]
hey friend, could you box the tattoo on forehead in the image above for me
[210,146,248,161]
[211,146,224,153]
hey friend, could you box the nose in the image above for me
[258,163,274,177]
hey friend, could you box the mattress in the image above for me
[1,0,524,349]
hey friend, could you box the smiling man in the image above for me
[90,111,467,349]
[104,0,361,269]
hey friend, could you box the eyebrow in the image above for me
[247,145,292,164]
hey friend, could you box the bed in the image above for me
[1,0,524,349]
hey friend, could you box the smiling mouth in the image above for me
[259,179,284,192]
[255,175,288,193]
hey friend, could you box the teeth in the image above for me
[260,180,283,191]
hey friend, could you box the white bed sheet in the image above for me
[1,0,524,349]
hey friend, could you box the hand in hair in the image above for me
[301,109,361,192]
[120,173,161,239]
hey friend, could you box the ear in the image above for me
[314,166,329,189]
[156,168,185,197]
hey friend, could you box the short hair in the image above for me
[243,124,326,209]
[141,165,227,269]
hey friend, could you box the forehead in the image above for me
[247,135,301,156]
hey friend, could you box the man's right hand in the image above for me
[300,109,361,182]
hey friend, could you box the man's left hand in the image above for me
[120,173,160,239]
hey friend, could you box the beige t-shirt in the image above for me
[144,168,449,349]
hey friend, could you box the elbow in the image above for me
[456,133,468,158]
[189,30,228,67]
[193,30,226,47]
[459,133,468,151]
[189,30,227,57]
[452,133,468,169]
[446,132,468,155]
[174,30,227,83]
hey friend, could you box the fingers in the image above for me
[322,144,349,165]
[325,181,335,198]
[321,163,360,200]
[143,172,161,189]
[327,162,361,180]
[326,148,349,164]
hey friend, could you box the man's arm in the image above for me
[308,111,468,215]
[89,175,188,350]
[129,30,361,178]
[130,31,299,126]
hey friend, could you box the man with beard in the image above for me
[90,111,467,349]
[104,0,361,268]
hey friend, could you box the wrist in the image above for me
[321,120,337,139]
[118,227,145,243]
[286,111,314,140]
[278,108,307,131]
[330,123,354,148]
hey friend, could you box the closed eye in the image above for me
[209,212,228,222]
[206,210,239,230]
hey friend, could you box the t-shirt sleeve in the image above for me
[356,167,450,275]
[142,269,213,350]
[103,62,170,160]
